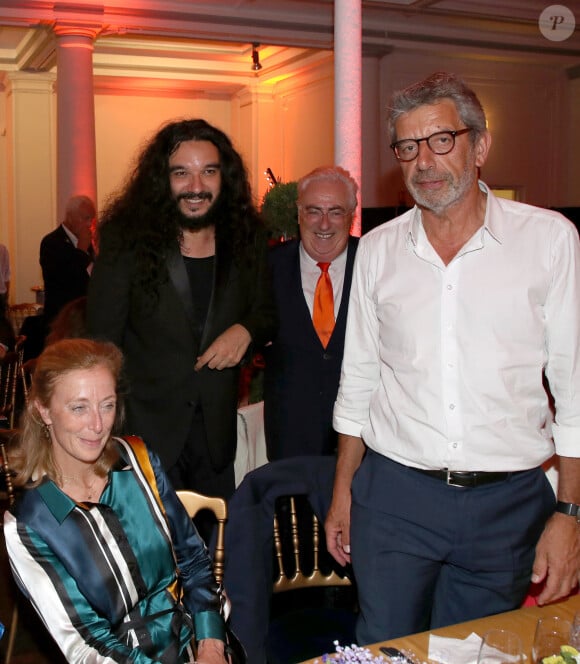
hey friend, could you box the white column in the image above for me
[54,26,99,220]
[334,0,362,236]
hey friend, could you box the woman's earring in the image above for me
[43,423,51,441]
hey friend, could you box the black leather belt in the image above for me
[412,468,522,488]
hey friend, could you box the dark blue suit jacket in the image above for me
[263,236,358,460]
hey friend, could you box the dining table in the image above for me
[299,593,580,663]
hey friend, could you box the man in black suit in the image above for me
[40,195,96,325]
[87,119,276,500]
[264,166,359,460]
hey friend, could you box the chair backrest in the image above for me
[176,490,227,587]
[1,436,15,507]
[14,335,31,406]
[272,495,351,593]
[7,304,41,335]
[0,351,19,429]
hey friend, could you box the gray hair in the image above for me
[387,71,487,144]
[65,195,95,217]
[297,166,358,211]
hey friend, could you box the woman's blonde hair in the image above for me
[10,338,125,487]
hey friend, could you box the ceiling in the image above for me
[0,0,578,96]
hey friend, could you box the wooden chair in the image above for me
[7,304,41,336]
[0,351,19,429]
[273,496,352,593]
[14,335,31,406]
[176,490,227,587]
[267,495,357,664]
[1,435,18,664]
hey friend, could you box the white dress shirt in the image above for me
[299,242,348,317]
[333,182,580,471]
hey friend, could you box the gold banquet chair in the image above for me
[0,351,19,429]
[176,490,227,587]
[267,495,357,664]
[7,304,41,336]
[175,490,246,663]
[273,495,352,593]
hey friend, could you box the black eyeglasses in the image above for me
[390,128,472,162]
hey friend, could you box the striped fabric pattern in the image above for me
[4,436,224,663]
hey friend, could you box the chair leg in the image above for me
[5,602,18,664]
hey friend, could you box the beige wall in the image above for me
[272,62,335,186]
[94,92,233,212]
[2,73,56,303]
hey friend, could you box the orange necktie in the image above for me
[313,262,334,347]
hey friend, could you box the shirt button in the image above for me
[449,403,456,410]
[447,284,453,290]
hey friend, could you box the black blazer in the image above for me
[40,225,92,323]
[263,236,358,460]
[87,228,277,472]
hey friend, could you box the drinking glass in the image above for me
[570,611,580,649]
[477,629,524,664]
[532,616,572,664]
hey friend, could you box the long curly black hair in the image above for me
[97,118,262,297]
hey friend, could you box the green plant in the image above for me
[261,182,299,240]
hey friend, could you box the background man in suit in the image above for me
[87,119,276,501]
[40,195,96,325]
[264,166,358,460]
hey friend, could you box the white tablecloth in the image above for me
[235,401,268,487]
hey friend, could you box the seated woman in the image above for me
[3,338,228,664]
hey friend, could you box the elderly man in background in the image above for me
[264,166,359,460]
[326,71,580,644]
[40,195,96,325]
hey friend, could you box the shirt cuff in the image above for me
[552,423,580,458]
[194,610,226,642]
[332,414,365,438]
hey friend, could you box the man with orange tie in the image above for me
[263,166,359,460]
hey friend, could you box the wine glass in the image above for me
[570,611,580,649]
[477,629,524,664]
[532,616,572,664]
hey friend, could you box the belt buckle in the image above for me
[445,469,466,488]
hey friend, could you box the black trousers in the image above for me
[351,450,556,644]
[166,406,235,543]
[166,405,235,499]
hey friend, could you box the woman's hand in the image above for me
[196,637,229,664]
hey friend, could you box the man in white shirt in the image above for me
[326,71,580,643]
